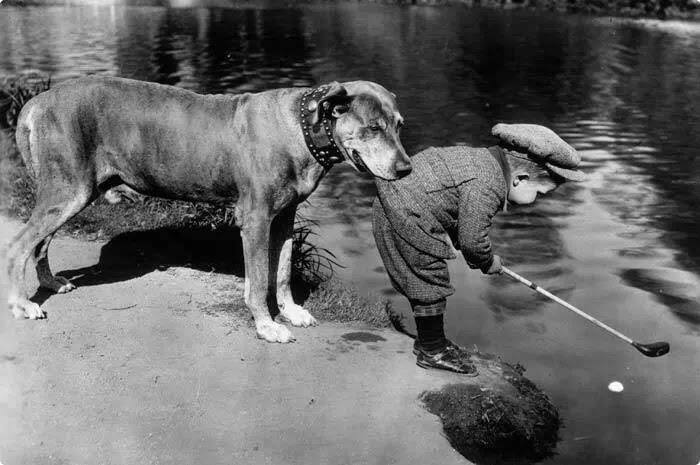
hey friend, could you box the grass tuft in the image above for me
[300,277,392,327]
[0,73,51,131]
[292,217,344,287]
[420,361,561,465]
[0,131,35,219]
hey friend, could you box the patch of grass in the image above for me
[292,217,343,287]
[300,277,392,327]
[420,363,561,465]
[0,73,51,132]
[0,131,35,219]
[63,198,234,240]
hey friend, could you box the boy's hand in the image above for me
[484,255,503,275]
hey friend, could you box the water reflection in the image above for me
[620,268,700,330]
[486,204,576,321]
[118,7,316,91]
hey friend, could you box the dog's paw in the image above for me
[256,321,296,343]
[279,303,318,327]
[40,276,76,294]
[10,299,46,320]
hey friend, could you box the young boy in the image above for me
[372,124,585,375]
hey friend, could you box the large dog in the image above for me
[5,76,411,342]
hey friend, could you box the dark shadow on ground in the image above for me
[29,226,246,307]
[33,225,319,309]
[65,226,245,283]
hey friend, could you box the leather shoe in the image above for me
[414,340,478,376]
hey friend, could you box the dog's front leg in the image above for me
[273,206,318,327]
[241,211,295,343]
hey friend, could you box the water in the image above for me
[2,4,700,464]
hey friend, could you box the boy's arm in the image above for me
[457,181,503,273]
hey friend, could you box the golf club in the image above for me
[501,266,670,358]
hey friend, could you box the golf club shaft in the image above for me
[501,266,634,345]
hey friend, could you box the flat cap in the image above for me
[491,123,586,181]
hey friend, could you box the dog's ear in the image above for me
[311,82,351,126]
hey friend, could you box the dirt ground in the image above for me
[0,216,475,465]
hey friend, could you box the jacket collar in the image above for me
[488,145,510,212]
[299,86,346,170]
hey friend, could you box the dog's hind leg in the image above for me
[240,207,295,343]
[273,205,318,328]
[35,233,76,294]
[6,189,92,319]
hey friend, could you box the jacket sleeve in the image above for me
[457,180,502,272]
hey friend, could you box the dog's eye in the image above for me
[397,121,404,130]
[368,124,382,132]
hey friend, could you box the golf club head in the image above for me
[632,341,670,358]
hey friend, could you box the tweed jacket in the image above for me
[374,146,508,271]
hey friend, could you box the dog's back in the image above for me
[14,77,250,202]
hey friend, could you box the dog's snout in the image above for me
[394,158,412,177]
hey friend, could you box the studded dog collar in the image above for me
[299,85,347,170]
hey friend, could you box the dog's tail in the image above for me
[14,100,37,181]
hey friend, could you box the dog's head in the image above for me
[310,81,411,180]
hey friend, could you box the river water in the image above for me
[2,4,700,464]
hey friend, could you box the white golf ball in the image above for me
[608,381,624,393]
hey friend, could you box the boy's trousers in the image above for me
[373,198,454,316]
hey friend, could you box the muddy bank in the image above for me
[421,361,560,465]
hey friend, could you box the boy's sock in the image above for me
[415,314,448,354]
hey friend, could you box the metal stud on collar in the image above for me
[299,85,345,169]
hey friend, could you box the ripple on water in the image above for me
[616,246,664,259]
[619,268,700,330]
